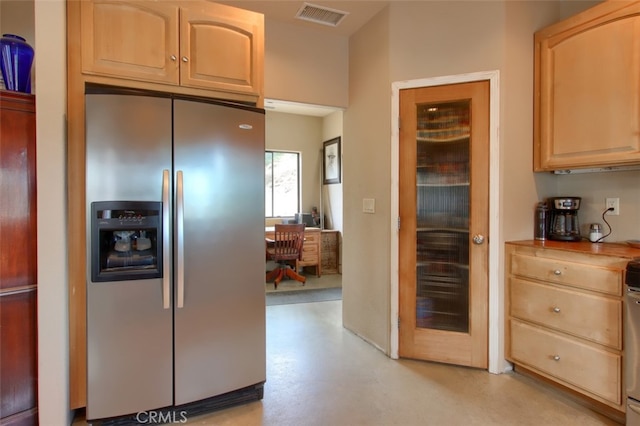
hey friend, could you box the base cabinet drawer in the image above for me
[511,253,621,295]
[297,229,320,276]
[510,320,621,405]
[510,278,621,349]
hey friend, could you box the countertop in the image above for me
[507,239,640,259]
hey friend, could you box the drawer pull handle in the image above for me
[553,355,560,361]
[170,55,177,61]
[553,270,562,276]
[552,307,561,313]
[182,56,189,63]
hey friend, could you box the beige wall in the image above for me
[265,111,323,214]
[343,7,391,351]
[0,1,34,42]
[264,18,349,108]
[265,110,345,233]
[343,0,609,359]
[556,171,640,242]
[33,0,70,424]
[321,111,343,233]
[1,0,35,92]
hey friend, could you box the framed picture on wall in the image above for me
[323,137,341,184]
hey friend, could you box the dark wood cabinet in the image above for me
[0,90,38,425]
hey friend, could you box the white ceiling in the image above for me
[219,1,390,116]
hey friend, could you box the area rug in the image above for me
[266,287,342,306]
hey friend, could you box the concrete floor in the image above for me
[187,300,618,426]
[265,272,342,293]
[76,294,620,425]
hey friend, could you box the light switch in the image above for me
[363,198,375,214]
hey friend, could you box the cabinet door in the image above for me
[510,320,621,405]
[534,2,640,171]
[0,291,38,424]
[0,92,36,291]
[180,3,263,95]
[399,81,489,368]
[81,0,179,84]
[510,278,621,349]
[0,92,37,425]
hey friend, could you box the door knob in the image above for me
[472,234,485,245]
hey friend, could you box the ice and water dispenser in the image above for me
[90,201,163,282]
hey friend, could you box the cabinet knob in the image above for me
[553,269,562,275]
[552,307,561,313]
[170,55,177,61]
[182,56,189,63]
[472,234,485,245]
[553,355,561,361]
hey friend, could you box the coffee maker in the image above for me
[548,197,582,241]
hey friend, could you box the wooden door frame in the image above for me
[390,71,502,374]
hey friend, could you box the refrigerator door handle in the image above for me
[176,170,185,308]
[628,400,640,415]
[162,169,171,309]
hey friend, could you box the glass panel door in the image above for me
[398,80,489,368]
[415,101,470,333]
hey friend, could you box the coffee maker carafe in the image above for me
[548,197,582,241]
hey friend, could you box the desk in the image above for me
[266,226,321,276]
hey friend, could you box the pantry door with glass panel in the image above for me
[398,81,489,368]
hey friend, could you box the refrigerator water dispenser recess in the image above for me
[91,201,163,282]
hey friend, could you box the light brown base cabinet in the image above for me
[505,240,640,419]
[298,228,321,276]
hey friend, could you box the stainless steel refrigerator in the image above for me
[85,89,266,421]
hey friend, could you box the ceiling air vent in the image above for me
[295,3,349,27]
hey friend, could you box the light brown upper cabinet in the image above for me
[534,1,640,171]
[80,0,264,97]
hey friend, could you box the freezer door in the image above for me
[628,398,640,426]
[85,94,173,203]
[173,99,266,405]
[86,94,174,420]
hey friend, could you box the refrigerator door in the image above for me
[173,99,266,405]
[627,286,640,400]
[628,399,640,426]
[86,94,174,420]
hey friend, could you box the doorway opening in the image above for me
[263,99,344,305]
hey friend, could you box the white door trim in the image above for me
[390,70,501,374]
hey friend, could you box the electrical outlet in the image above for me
[606,197,620,215]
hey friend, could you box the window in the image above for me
[265,151,300,217]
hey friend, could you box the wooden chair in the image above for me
[266,223,306,289]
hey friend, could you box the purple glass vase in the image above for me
[0,34,34,93]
